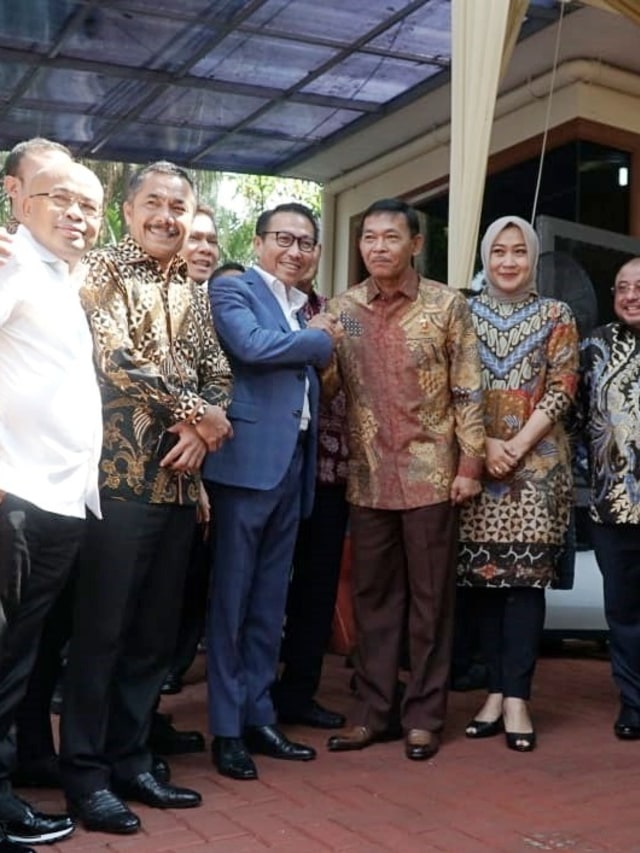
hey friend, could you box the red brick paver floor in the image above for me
[30,649,640,852]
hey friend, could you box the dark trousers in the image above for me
[0,495,84,781]
[205,443,304,737]
[274,483,349,714]
[349,501,458,735]
[468,586,545,699]
[167,524,210,682]
[60,499,195,797]
[15,575,75,764]
[591,521,640,716]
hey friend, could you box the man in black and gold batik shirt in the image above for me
[60,161,232,836]
[580,256,640,744]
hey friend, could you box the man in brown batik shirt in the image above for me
[326,198,485,761]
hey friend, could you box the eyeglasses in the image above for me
[259,230,316,253]
[29,190,103,219]
[612,282,640,297]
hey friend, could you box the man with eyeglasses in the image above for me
[203,202,342,781]
[0,158,105,850]
[3,137,72,235]
[1,138,80,797]
[580,256,640,742]
[59,161,232,835]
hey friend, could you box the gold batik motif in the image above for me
[81,235,232,505]
[325,275,485,510]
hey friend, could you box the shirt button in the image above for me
[293,409,302,417]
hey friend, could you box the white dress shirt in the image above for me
[0,226,103,518]
[255,265,310,431]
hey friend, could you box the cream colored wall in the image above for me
[319,62,640,297]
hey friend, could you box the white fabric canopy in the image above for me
[447,0,528,290]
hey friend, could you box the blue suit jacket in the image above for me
[202,268,334,518]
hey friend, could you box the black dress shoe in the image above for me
[11,755,62,789]
[614,720,640,739]
[279,701,346,730]
[149,716,205,755]
[0,835,35,853]
[614,705,640,740]
[0,795,74,845]
[244,725,316,761]
[114,772,201,809]
[66,789,140,834]
[160,672,183,695]
[152,754,171,783]
[212,737,258,780]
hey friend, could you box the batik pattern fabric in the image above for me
[325,274,485,510]
[80,235,232,505]
[580,323,640,525]
[301,289,349,486]
[458,292,579,588]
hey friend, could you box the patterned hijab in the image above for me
[480,216,539,302]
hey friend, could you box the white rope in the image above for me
[530,0,568,224]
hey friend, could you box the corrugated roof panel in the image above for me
[0,0,566,174]
[191,32,338,88]
[302,53,443,102]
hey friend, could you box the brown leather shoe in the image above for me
[404,729,439,761]
[327,726,378,752]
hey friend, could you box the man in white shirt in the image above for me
[0,159,104,851]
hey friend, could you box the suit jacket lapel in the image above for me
[246,268,290,333]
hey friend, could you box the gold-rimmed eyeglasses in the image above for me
[29,190,103,219]
[612,282,640,297]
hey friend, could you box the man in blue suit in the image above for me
[203,202,340,780]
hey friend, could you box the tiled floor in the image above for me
[30,647,640,852]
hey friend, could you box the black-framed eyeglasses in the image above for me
[259,230,316,253]
[29,190,103,219]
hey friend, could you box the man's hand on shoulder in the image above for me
[194,405,233,452]
[158,422,207,473]
[450,475,482,505]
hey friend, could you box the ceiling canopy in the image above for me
[0,0,562,177]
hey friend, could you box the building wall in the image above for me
[320,61,640,296]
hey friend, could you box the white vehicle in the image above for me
[545,549,608,637]
[544,502,608,639]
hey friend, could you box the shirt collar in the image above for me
[117,234,189,279]
[15,224,70,278]
[254,265,308,312]
[365,269,420,303]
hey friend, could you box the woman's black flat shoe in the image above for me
[505,730,536,752]
[465,716,504,739]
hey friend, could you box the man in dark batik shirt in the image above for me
[580,256,640,741]
[60,162,232,836]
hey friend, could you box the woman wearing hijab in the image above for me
[458,216,579,751]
